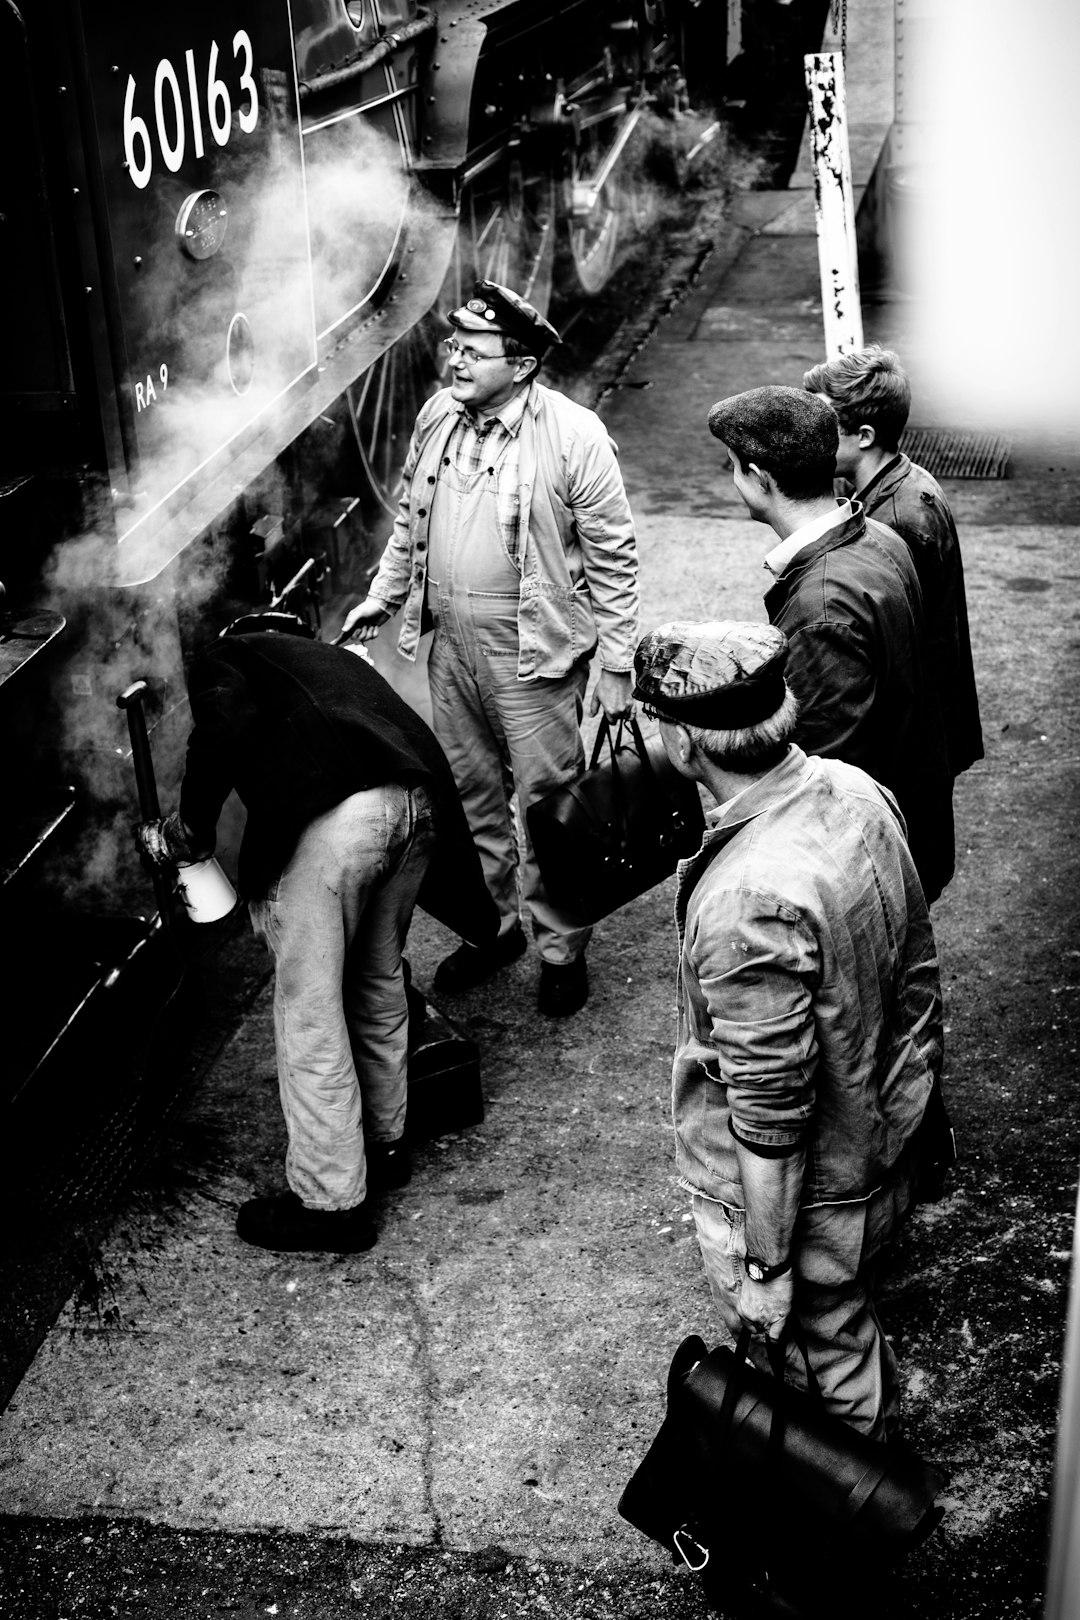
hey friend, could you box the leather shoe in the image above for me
[537,955,588,1017]
[236,1191,377,1253]
[366,1137,411,1191]
[433,923,527,993]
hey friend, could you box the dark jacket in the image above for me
[764,504,955,903]
[179,632,498,944]
[857,453,983,778]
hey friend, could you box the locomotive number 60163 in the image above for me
[123,31,259,190]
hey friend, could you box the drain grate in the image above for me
[899,427,1012,479]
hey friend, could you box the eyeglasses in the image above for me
[442,338,510,366]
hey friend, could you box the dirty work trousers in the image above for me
[249,784,434,1211]
[691,1193,902,1442]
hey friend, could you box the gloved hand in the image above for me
[136,812,214,868]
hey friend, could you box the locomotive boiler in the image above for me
[0,0,724,1200]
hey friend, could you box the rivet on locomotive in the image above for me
[0,0,724,1202]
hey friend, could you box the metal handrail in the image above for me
[297,7,436,98]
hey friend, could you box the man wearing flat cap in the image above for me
[343,279,639,1016]
[707,384,954,903]
[635,619,947,1444]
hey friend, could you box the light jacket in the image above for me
[858,452,983,779]
[764,501,955,903]
[673,747,943,1279]
[366,382,639,678]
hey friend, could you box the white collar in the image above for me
[763,499,852,581]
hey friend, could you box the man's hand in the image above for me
[736,1270,794,1341]
[136,812,214,869]
[589,668,634,723]
[340,597,391,642]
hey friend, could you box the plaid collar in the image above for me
[451,380,534,437]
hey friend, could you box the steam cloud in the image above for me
[37,94,439,914]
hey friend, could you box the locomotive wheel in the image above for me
[565,112,626,295]
[452,150,558,314]
[347,154,556,517]
[347,308,446,519]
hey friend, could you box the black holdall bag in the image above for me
[526,714,706,925]
[618,1321,948,1619]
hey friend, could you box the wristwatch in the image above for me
[744,1254,792,1284]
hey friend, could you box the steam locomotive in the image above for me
[0,0,724,1197]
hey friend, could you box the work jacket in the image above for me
[673,747,944,1283]
[764,502,955,902]
[366,381,639,678]
[858,452,983,778]
[178,632,498,944]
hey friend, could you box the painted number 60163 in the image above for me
[123,32,258,190]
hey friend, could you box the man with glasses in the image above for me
[342,280,639,1016]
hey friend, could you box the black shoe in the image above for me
[236,1191,377,1253]
[433,924,527,993]
[366,1138,412,1191]
[537,955,588,1017]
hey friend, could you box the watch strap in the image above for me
[744,1254,792,1284]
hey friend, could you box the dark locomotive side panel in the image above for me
[0,0,729,1213]
[79,2,317,540]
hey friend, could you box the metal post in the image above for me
[804,50,863,358]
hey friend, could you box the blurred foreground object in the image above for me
[902,0,1080,431]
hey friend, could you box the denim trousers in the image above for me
[691,1193,901,1441]
[249,784,434,1210]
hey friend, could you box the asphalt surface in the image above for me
[2,5,1079,1617]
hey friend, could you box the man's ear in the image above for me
[747,461,773,498]
[674,723,695,766]
[856,422,878,450]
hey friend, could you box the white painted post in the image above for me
[1046,1178,1080,1620]
[804,50,863,357]
[726,0,742,65]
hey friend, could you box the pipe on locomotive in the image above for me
[297,9,436,98]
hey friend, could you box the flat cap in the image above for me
[448,279,561,356]
[707,385,838,478]
[634,620,789,728]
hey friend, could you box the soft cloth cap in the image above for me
[634,620,789,728]
[707,385,839,475]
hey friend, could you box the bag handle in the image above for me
[587,712,663,777]
[763,1318,824,1477]
[587,716,669,849]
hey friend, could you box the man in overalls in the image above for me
[343,281,640,1017]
